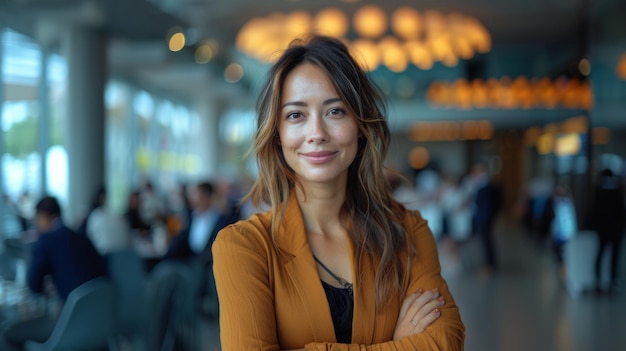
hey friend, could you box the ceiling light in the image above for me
[353,5,388,39]
[168,32,185,52]
[235,6,491,72]
[224,63,244,83]
[618,53,626,80]
[392,7,421,40]
[314,8,348,38]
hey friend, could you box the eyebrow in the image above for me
[280,98,342,110]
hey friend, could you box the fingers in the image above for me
[410,292,445,332]
[412,308,441,332]
[398,289,422,318]
[393,289,445,341]
[405,289,441,321]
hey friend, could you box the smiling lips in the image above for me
[301,151,338,164]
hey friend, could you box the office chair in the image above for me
[107,249,149,351]
[24,277,116,351]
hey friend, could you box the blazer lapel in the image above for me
[347,221,401,345]
[277,192,337,342]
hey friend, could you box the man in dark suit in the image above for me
[165,181,234,264]
[27,196,108,301]
[1,196,108,350]
[591,169,625,293]
[164,181,236,316]
[471,162,502,274]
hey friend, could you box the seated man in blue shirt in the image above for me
[163,181,236,318]
[165,181,234,265]
[27,196,108,301]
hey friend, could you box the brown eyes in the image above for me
[285,108,346,120]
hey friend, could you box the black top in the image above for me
[320,280,354,344]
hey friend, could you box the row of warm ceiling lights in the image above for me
[167,29,244,83]
[408,120,493,142]
[236,5,491,72]
[427,76,593,110]
[524,116,610,155]
[406,119,493,170]
[618,53,626,80]
[407,116,610,170]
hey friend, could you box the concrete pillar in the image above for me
[38,48,50,196]
[63,27,106,226]
[0,28,5,198]
[195,98,221,179]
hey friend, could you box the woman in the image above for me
[213,35,464,350]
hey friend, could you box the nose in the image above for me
[306,116,329,144]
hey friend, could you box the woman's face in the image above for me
[278,63,359,187]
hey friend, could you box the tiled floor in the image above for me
[199,220,626,351]
[445,222,626,351]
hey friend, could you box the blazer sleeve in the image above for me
[212,222,281,351]
[27,238,51,294]
[304,211,465,351]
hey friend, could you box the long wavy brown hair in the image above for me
[246,35,414,309]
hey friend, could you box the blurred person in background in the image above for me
[164,180,235,316]
[124,190,151,237]
[1,196,107,350]
[167,182,193,232]
[139,180,165,228]
[165,181,233,262]
[76,185,106,237]
[470,161,502,275]
[1,194,22,235]
[77,186,131,256]
[16,190,35,231]
[591,168,625,293]
[550,184,577,280]
[522,176,555,247]
[213,35,464,351]
[27,196,107,300]
[213,178,242,225]
[413,168,444,239]
[439,172,472,277]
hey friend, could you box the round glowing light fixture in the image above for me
[169,32,185,52]
[285,11,312,37]
[578,58,591,76]
[409,146,430,170]
[235,6,491,71]
[314,7,349,38]
[194,42,214,64]
[353,5,388,39]
[224,63,244,83]
[391,7,421,40]
[350,39,381,71]
[616,53,626,80]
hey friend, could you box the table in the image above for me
[132,235,168,272]
[0,279,60,325]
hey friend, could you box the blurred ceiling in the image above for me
[1,0,625,130]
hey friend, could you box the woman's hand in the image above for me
[393,289,445,341]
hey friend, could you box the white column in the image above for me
[195,98,221,179]
[63,27,106,226]
[38,48,50,195]
[0,27,5,198]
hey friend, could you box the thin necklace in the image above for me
[313,255,353,296]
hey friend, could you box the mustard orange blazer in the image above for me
[213,192,465,350]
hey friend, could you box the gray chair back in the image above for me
[25,276,116,351]
[107,249,148,336]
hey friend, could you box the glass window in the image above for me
[1,29,42,203]
[46,53,69,207]
[105,81,133,213]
